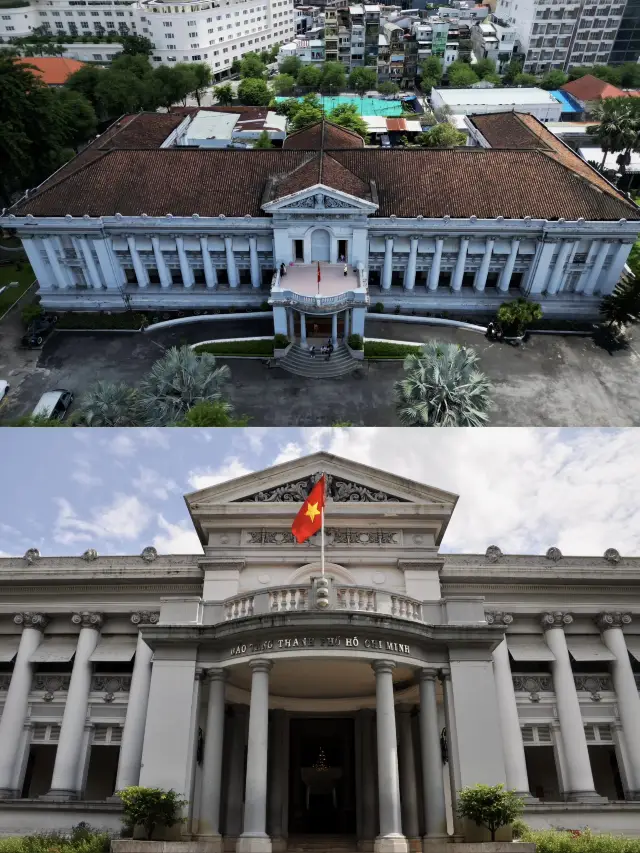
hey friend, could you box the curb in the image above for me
[0,280,36,325]
[55,327,143,334]
[367,313,488,333]
[145,312,271,332]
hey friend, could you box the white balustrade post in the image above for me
[152,237,172,289]
[546,240,574,295]
[114,613,156,792]
[451,237,469,292]
[48,612,103,799]
[250,237,261,289]
[382,237,394,290]
[583,241,610,296]
[404,237,418,291]
[498,238,520,293]
[419,669,447,841]
[541,612,602,801]
[225,236,239,288]
[176,236,194,289]
[474,238,494,292]
[199,669,227,841]
[0,613,47,797]
[428,239,443,292]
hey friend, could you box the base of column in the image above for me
[564,791,608,803]
[358,841,375,852]
[236,834,272,853]
[374,835,409,853]
[0,789,20,799]
[194,835,223,853]
[40,789,79,801]
[407,837,422,853]
[422,836,450,851]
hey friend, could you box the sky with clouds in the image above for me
[0,427,638,559]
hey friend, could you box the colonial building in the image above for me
[2,453,640,841]
[2,113,640,347]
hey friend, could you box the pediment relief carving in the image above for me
[281,194,356,211]
[236,473,409,503]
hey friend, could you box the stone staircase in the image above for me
[287,835,358,853]
[280,343,360,379]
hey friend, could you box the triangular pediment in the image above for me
[263,185,378,215]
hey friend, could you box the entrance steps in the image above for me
[287,835,358,852]
[280,344,360,379]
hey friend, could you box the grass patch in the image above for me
[57,312,146,330]
[0,263,35,317]
[364,341,422,359]
[194,339,274,356]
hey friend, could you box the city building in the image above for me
[494,0,625,75]
[470,18,520,73]
[610,0,640,63]
[430,86,564,121]
[3,453,640,839]
[560,74,635,117]
[2,113,639,344]
[173,107,288,147]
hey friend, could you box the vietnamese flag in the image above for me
[317,261,321,283]
[292,476,325,543]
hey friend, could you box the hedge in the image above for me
[57,312,146,330]
[364,341,422,359]
[514,825,640,853]
[193,340,274,356]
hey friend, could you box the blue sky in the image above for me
[1,427,638,558]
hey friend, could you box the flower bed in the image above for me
[514,825,640,853]
[193,340,274,356]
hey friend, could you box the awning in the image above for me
[624,636,640,661]
[89,636,137,662]
[507,635,556,661]
[0,637,20,662]
[30,637,77,663]
[566,636,616,662]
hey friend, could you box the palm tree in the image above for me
[77,380,140,426]
[588,98,634,171]
[137,346,231,426]
[394,341,492,427]
[600,277,640,327]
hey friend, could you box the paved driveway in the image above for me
[2,317,640,426]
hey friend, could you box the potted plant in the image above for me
[495,298,542,343]
[455,784,528,848]
[273,333,291,358]
[113,786,187,845]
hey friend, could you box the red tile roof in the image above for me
[561,74,627,102]
[283,120,365,149]
[17,57,87,86]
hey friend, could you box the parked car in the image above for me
[32,389,73,421]
[21,313,58,348]
[0,380,9,404]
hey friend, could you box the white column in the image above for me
[474,238,494,292]
[0,614,46,797]
[404,237,418,291]
[250,237,261,289]
[546,239,574,295]
[114,614,156,792]
[439,668,462,836]
[200,237,217,289]
[344,309,350,338]
[419,669,447,841]
[600,241,632,295]
[382,236,394,290]
[21,238,54,290]
[397,707,420,843]
[152,237,172,289]
[541,612,601,801]
[583,241,610,296]
[237,660,272,853]
[287,308,294,340]
[176,236,194,289]
[429,238,444,292]
[526,240,557,295]
[351,307,366,338]
[127,237,149,288]
[225,236,239,288]
[598,613,640,797]
[451,237,469,292]
[331,313,338,346]
[43,237,70,289]
[372,661,407,853]
[268,710,288,846]
[498,238,520,293]
[273,305,288,337]
[199,669,227,840]
[300,312,307,346]
[489,616,532,797]
[360,709,376,844]
[79,238,102,289]
[48,612,103,798]
[225,707,248,839]
[93,238,124,289]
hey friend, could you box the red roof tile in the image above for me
[17,57,86,86]
[561,74,626,102]
[283,120,365,149]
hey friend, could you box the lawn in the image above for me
[0,263,35,318]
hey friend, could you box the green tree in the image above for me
[501,58,523,84]
[394,341,492,427]
[496,297,542,336]
[483,72,502,85]
[416,121,465,147]
[76,381,141,427]
[474,57,496,79]
[65,64,105,110]
[213,82,234,106]
[253,129,273,148]
[568,64,620,84]
[137,346,232,426]
[187,62,212,106]
[240,51,266,79]
[457,785,524,841]
[152,64,197,110]
[178,400,249,426]
[320,60,346,94]
[513,71,538,86]
[118,34,154,55]
[273,72,296,95]
[279,54,302,77]
[297,64,322,89]
[291,101,323,129]
[95,68,148,116]
[378,80,399,95]
[110,52,154,79]
[420,55,442,83]
[540,69,568,90]
[618,61,640,88]
[447,61,479,87]
[327,102,368,139]
[54,88,97,150]
[118,787,187,841]
[587,96,637,170]
[600,277,640,327]
[237,77,270,105]
[348,66,377,94]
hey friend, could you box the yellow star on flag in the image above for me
[305,501,320,523]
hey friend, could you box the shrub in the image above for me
[347,333,363,350]
[118,786,187,840]
[21,303,43,326]
[496,298,542,337]
[364,341,421,358]
[273,333,290,349]
[513,825,640,853]
[259,301,271,311]
[457,784,524,841]
[370,302,384,313]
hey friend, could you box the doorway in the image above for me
[288,717,356,835]
[293,315,344,341]
[294,240,304,262]
[311,230,331,263]
[338,240,348,262]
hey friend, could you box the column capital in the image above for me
[14,612,49,631]
[130,611,159,625]
[596,611,632,630]
[195,666,206,681]
[249,658,273,674]
[71,611,104,630]
[206,667,228,683]
[385,235,394,243]
[372,659,396,675]
[438,666,451,680]
[540,611,573,630]
[419,667,438,682]
[485,611,514,625]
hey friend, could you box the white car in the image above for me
[0,380,9,405]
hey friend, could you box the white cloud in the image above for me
[153,515,202,554]
[0,550,12,558]
[272,442,303,465]
[71,458,103,487]
[136,428,171,449]
[53,494,152,546]
[0,522,20,537]
[132,467,179,501]
[187,457,253,491]
[322,428,640,556]
[105,434,135,457]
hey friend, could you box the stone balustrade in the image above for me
[224,594,255,621]
[269,586,310,612]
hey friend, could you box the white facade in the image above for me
[470,19,520,72]
[3,454,640,840]
[430,86,563,120]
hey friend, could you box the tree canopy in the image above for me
[214,83,234,106]
[416,121,466,148]
[540,69,568,90]
[320,61,346,94]
[240,51,266,79]
[327,103,368,140]
[278,55,302,77]
[297,64,322,89]
[474,57,496,79]
[447,61,479,87]
[348,66,377,94]
[237,77,271,106]
[273,73,296,95]
[118,34,154,56]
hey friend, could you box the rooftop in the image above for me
[433,86,561,106]
[17,56,86,86]
[561,74,627,102]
